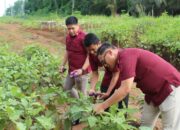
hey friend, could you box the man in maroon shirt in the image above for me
[83,33,129,110]
[59,16,90,98]
[94,43,180,130]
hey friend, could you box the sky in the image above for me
[0,0,18,16]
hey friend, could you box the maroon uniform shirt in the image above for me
[66,30,90,74]
[115,48,180,106]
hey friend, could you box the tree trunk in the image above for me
[152,5,154,16]
[54,0,58,14]
[72,0,75,14]
[111,0,117,17]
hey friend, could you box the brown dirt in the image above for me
[72,123,87,130]
[26,28,66,44]
[0,23,65,55]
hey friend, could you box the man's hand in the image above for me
[59,66,66,73]
[89,89,96,96]
[93,103,105,114]
[99,92,110,99]
[70,69,83,77]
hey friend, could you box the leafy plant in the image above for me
[64,94,138,130]
[0,45,65,129]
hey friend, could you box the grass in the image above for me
[0,14,179,68]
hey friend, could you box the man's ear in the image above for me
[109,50,113,55]
[98,54,102,61]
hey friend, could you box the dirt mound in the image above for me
[26,28,66,44]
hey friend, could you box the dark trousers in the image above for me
[100,86,129,110]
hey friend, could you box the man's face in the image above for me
[87,44,100,55]
[98,49,116,70]
[66,24,79,37]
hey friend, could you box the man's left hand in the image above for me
[99,92,110,99]
[93,103,105,114]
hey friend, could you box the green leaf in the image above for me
[64,118,71,130]
[0,120,6,130]
[11,86,24,98]
[27,106,44,116]
[70,105,84,113]
[36,116,55,130]
[25,116,32,129]
[15,122,26,130]
[6,107,20,121]
[87,116,97,128]
[9,110,23,121]
[139,126,152,130]
[21,98,29,108]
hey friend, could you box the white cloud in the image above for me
[0,0,18,16]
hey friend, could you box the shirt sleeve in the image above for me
[89,55,98,71]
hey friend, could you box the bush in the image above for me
[92,15,180,70]
[0,45,65,130]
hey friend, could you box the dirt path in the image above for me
[0,23,65,55]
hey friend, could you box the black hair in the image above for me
[84,33,100,47]
[97,42,115,56]
[65,16,78,25]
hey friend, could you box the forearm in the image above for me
[102,86,129,109]
[90,71,99,90]
[102,77,134,110]
[62,52,68,66]
[82,55,89,70]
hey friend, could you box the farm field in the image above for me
[0,14,179,130]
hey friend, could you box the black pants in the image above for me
[100,86,129,110]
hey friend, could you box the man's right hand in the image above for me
[59,66,66,73]
[89,89,96,96]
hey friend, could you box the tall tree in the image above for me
[107,0,117,16]
[6,0,180,16]
[53,0,59,13]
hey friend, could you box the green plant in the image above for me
[64,94,138,130]
[0,45,66,129]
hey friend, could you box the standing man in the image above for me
[94,43,180,130]
[83,33,129,109]
[59,16,90,98]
